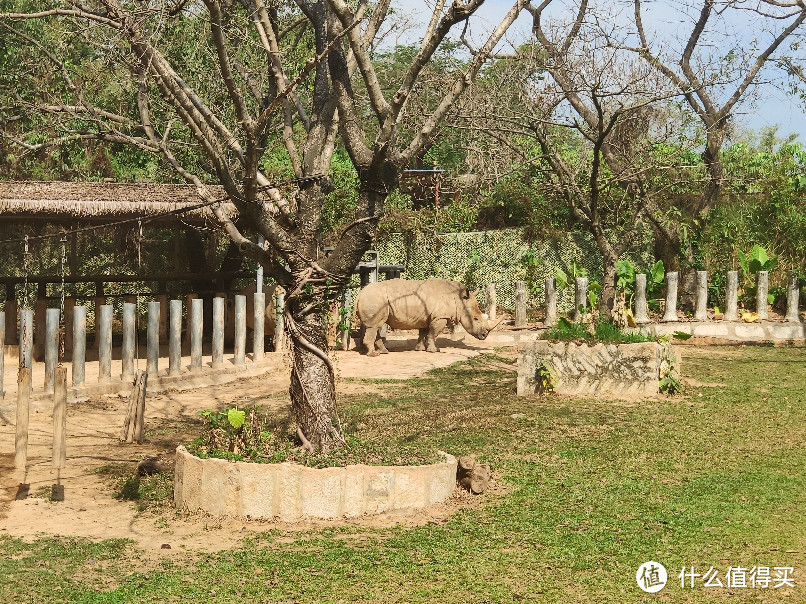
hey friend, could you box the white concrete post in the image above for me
[147,300,160,375]
[662,271,679,322]
[212,296,224,368]
[72,306,86,387]
[634,274,650,324]
[234,294,246,365]
[544,277,557,327]
[44,308,60,392]
[121,303,136,379]
[694,270,708,321]
[756,270,769,320]
[725,270,739,321]
[786,270,801,323]
[515,281,527,328]
[191,298,203,371]
[98,304,113,382]
[169,299,182,376]
[573,277,588,322]
[253,292,265,361]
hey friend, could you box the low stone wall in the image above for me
[636,321,806,342]
[174,446,457,522]
[518,340,676,397]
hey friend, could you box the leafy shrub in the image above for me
[544,317,653,344]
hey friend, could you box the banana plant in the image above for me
[738,244,778,275]
[737,244,777,305]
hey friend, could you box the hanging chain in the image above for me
[59,230,67,364]
[137,219,143,268]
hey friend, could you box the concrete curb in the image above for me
[174,446,458,522]
[0,353,287,412]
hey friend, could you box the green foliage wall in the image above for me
[375,229,654,312]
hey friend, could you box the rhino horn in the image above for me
[486,317,505,332]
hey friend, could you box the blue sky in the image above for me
[400,0,806,142]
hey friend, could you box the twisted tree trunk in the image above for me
[285,280,344,453]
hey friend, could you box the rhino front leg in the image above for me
[415,328,428,351]
[363,326,380,357]
[426,319,448,352]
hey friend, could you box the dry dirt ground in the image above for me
[0,336,498,555]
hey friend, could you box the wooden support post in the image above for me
[20,309,33,389]
[52,366,67,469]
[133,371,146,444]
[253,292,265,361]
[121,370,148,444]
[212,296,224,368]
[72,306,86,387]
[15,367,31,470]
[0,311,4,400]
[169,300,182,376]
[234,294,246,365]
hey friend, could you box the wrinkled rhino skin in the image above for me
[355,278,488,356]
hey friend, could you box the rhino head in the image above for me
[458,288,489,340]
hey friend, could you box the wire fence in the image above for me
[375,229,655,313]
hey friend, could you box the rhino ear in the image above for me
[469,289,479,299]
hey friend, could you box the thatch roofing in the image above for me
[0,181,237,222]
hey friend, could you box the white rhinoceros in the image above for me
[355,278,489,356]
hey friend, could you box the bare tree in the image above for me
[0,0,527,452]
[622,0,806,269]
[455,2,684,317]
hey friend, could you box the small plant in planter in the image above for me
[190,407,441,468]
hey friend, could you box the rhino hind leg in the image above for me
[415,329,428,351]
[375,331,389,354]
[363,326,380,357]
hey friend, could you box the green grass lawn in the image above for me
[2,346,805,603]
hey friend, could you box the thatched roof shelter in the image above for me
[0,181,237,224]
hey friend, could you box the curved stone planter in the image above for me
[173,446,457,522]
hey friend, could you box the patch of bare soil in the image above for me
[0,338,498,556]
